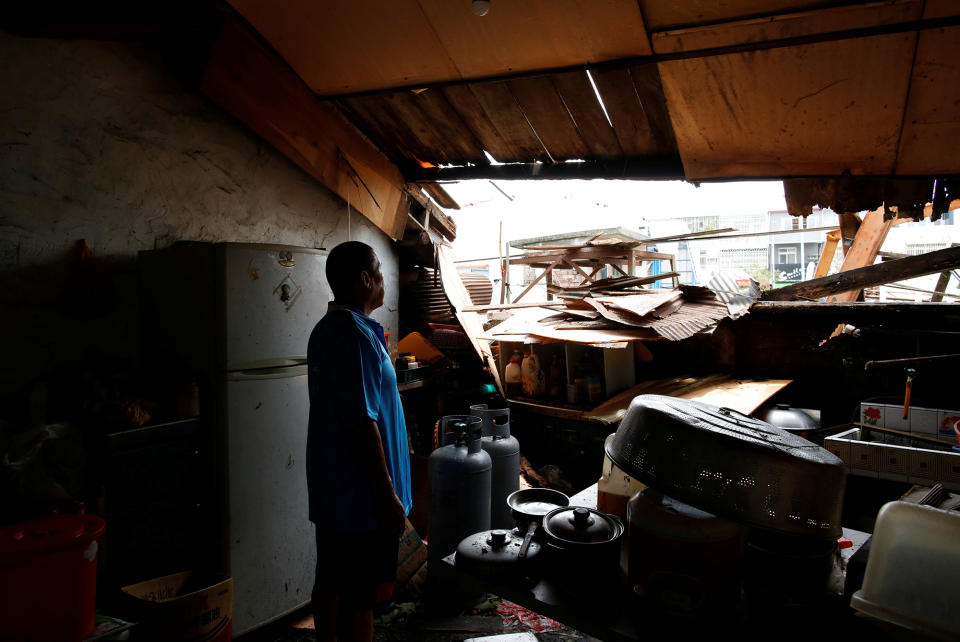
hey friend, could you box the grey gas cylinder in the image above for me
[427,415,492,568]
[470,404,521,529]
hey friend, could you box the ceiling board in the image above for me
[507,76,591,161]
[229,0,651,96]
[419,0,652,78]
[378,92,468,165]
[591,64,677,156]
[651,0,922,54]
[638,0,839,31]
[549,71,623,158]
[228,0,458,95]
[896,26,960,174]
[659,34,915,179]
[924,0,960,19]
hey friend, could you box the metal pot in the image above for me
[754,403,819,440]
[506,488,569,560]
[541,506,624,577]
[455,529,541,578]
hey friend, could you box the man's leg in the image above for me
[336,600,375,642]
[312,581,339,642]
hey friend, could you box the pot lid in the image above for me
[755,403,819,432]
[543,507,622,544]
[456,529,540,567]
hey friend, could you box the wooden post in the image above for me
[932,243,959,302]
[826,208,894,302]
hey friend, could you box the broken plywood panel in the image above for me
[895,25,960,174]
[659,33,915,179]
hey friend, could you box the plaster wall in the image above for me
[0,31,399,399]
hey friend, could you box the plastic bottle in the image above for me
[521,350,545,397]
[504,350,523,397]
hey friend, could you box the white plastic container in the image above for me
[851,501,960,640]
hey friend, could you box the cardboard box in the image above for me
[395,519,427,597]
[120,571,232,641]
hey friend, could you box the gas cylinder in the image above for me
[427,415,492,569]
[470,404,520,529]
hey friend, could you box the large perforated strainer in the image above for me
[605,394,846,538]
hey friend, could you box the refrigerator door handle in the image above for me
[226,365,308,380]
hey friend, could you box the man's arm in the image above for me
[349,418,406,536]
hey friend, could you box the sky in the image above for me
[443,179,789,262]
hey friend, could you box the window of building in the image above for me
[778,247,798,263]
[791,217,800,230]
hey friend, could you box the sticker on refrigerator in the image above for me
[277,251,296,268]
[273,273,302,312]
[247,258,260,281]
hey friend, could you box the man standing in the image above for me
[306,241,412,642]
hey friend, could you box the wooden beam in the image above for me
[814,230,841,278]
[420,183,460,210]
[405,184,457,240]
[513,258,563,303]
[760,246,960,301]
[407,156,685,181]
[463,301,566,312]
[931,243,958,303]
[827,208,894,302]
[200,16,407,239]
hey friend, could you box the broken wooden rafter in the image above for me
[760,245,960,301]
[405,184,457,240]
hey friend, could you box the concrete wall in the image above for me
[0,31,398,401]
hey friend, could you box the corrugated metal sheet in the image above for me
[705,273,761,318]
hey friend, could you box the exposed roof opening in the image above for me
[586,69,613,129]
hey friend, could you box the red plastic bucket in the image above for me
[0,515,106,642]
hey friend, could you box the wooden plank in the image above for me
[678,378,793,414]
[436,245,502,394]
[200,15,407,240]
[549,71,623,158]
[513,258,563,302]
[456,81,548,162]
[814,230,840,278]
[378,91,466,165]
[589,66,661,156]
[405,185,457,240]
[338,94,434,166]
[827,208,894,302]
[896,25,960,174]
[761,245,960,301]
[421,183,460,210]
[658,34,915,179]
[507,76,591,161]
[651,1,922,54]
[626,63,679,155]
[440,84,518,161]
[838,212,862,256]
[408,88,488,163]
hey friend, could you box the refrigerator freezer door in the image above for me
[221,245,328,371]
[225,366,314,635]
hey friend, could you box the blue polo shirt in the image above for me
[306,303,412,532]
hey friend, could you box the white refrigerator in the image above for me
[139,242,327,635]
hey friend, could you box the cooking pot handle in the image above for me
[518,522,537,560]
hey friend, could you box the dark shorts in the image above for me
[314,526,399,608]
